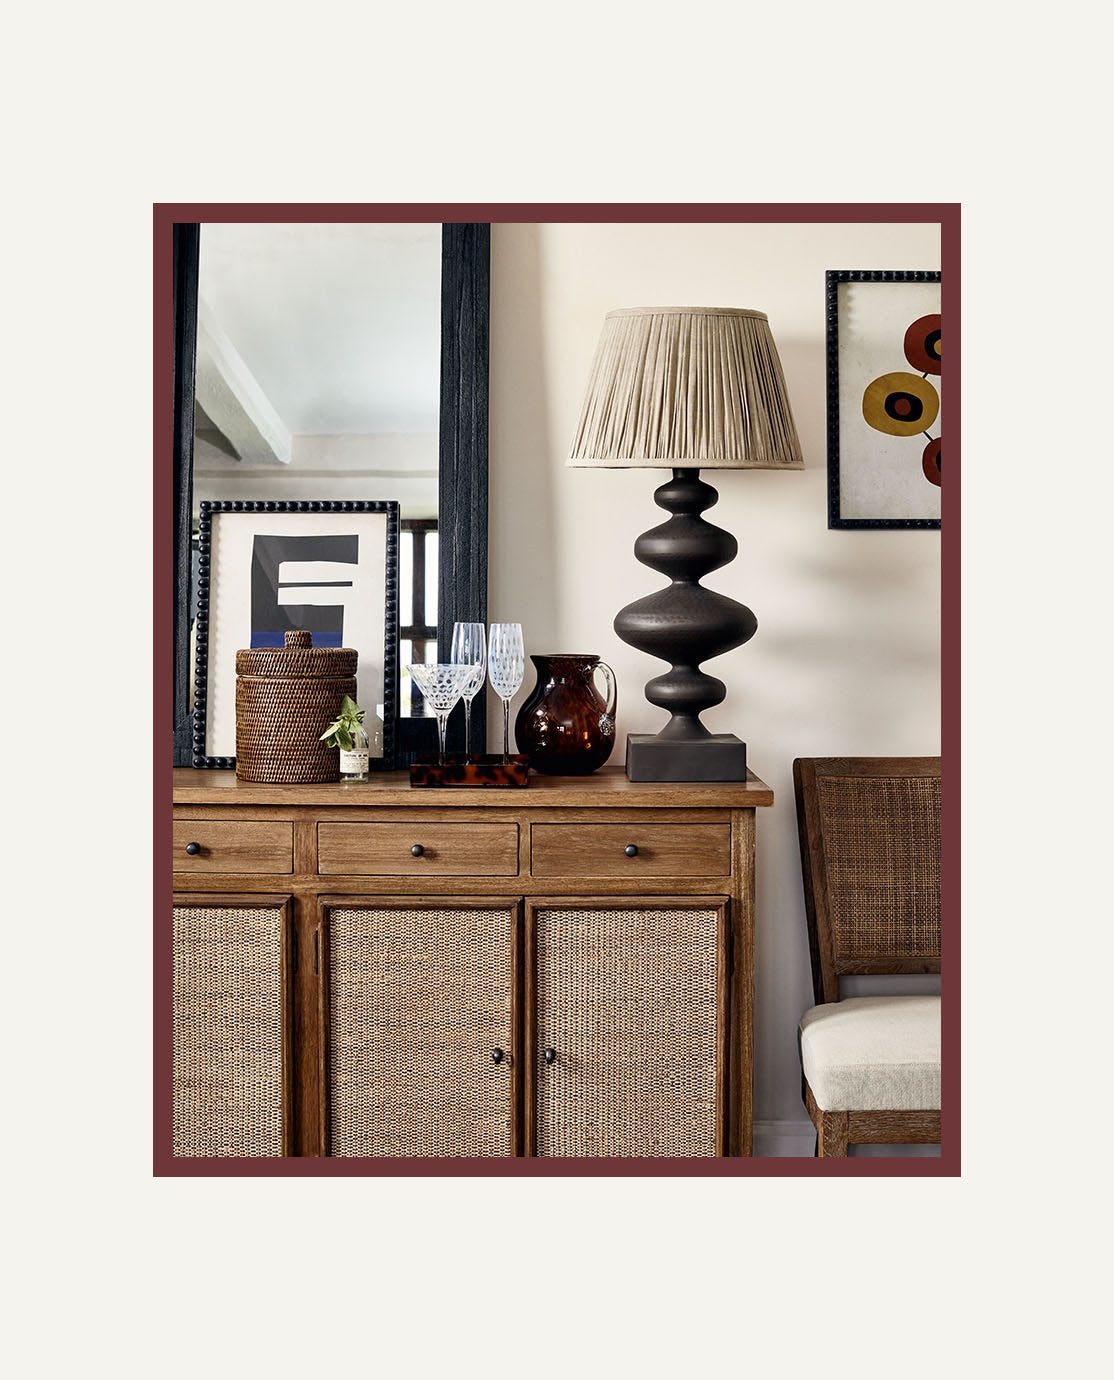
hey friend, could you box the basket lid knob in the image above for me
[284,630,312,648]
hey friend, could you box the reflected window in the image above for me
[400,519,438,715]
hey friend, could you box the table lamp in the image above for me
[567,306,802,781]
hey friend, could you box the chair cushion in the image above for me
[799,996,940,1111]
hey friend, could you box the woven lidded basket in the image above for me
[235,630,358,783]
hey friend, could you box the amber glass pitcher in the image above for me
[514,654,617,775]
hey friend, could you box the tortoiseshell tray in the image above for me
[408,754,531,788]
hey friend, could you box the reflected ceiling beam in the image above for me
[195,297,292,464]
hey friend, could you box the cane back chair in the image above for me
[793,757,942,1157]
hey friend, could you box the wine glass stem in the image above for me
[502,697,510,762]
[463,697,471,757]
[436,710,449,765]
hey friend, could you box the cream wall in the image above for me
[488,221,942,1148]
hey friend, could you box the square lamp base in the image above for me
[625,733,747,782]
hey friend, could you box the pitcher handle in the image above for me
[595,661,617,718]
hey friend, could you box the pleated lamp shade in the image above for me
[568,307,803,469]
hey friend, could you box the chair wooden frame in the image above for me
[793,757,941,1158]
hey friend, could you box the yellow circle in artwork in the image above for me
[862,372,940,437]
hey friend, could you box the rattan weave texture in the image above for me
[535,906,718,1157]
[235,674,355,783]
[235,629,356,783]
[235,643,358,679]
[817,775,941,961]
[173,905,285,1157]
[327,906,514,1156]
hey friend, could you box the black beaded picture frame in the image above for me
[826,269,942,530]
[193,500,399,770]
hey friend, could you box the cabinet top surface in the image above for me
[172,764,773,808]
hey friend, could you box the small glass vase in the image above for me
[339,726,370,781]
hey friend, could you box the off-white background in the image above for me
[487,221,941,1151]
[5,0,1106,1369]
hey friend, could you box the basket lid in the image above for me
[236,629,358,678]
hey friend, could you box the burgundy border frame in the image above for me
[154,201,959,1178]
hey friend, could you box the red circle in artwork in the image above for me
[893,397,912,417]
[922,436,942,486]
[905,314,942,375]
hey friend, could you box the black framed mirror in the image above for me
[170,218,489,767]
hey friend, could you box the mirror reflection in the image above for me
[192,222,441,715]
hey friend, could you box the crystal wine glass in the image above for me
[487,623,525,762]
[408,663,472,764]
[450,621,487,758]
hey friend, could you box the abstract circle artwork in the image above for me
[862,315,942,489]
[827,271,942,528]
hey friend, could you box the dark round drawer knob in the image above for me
[492,1048,505,1065]
[184,842,201,856]
[624,843,639,857]
[543,1047,557,1065]
[410,844,425,857]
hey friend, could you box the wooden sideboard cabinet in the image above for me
[170,766,773,1159]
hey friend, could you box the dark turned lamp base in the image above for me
[615,467,756,783]
[626,733,746,782]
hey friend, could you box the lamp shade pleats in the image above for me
[567,307,803,470]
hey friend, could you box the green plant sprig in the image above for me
[319,695,366,753]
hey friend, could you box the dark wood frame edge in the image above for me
[172,226,199,764]
[434,222,490,759]
[793,758,835,1004]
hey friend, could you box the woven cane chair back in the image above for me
[793,758,941,1003]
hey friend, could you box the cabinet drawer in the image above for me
[531,822,730,877]
[173,820,294,874]
[318,822,519,876]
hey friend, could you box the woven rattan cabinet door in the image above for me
[172,895,293,1157]
[323,900,519,1156]
[528,899,727,1157]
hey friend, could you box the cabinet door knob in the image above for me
[492,1048,505,1065]
[184,841,201,856]
[624,843,639,857]
[410,844,425,857]
[543,1047,557,1065]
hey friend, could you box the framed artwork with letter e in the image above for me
[826,269,942,529]
[193,501,399,768]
